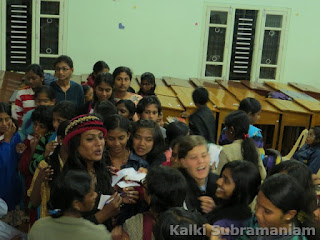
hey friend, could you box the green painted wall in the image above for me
[66,0,320,85]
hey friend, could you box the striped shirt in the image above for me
[13,86,35,126]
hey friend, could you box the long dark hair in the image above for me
[220,160,261,205]
[47,170,92,218]
[138,72,156,96]
[62,134,113,195]
[225,110,259,166]
[260,174,319,240]
[46,120,69,190]
[269,160,317,214]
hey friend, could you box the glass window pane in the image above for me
[210,11,228,25]
[205,65,222,77]
[40,57,56,70]
[40,18,59,55]
[265,15,282,28]
[260,67,276,79]
[206,27,226,62]
[261,30,280,65]
[41,1,60,15]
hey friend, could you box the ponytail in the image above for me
[241,137,259,166]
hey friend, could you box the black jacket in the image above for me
[179,168,219,214]
[189,105,216,143]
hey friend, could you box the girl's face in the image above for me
[180,144,210,185]
[52,112,68,132]
[0,112,12,133]
[33,121,49,138]
[249,110,261,124]
[85,87,94,103]
[306,129,316,145]
[106,128,130,154]
[255,191,296,229]
[35,92,55,106]
[78,129,105,162]
[77,182,98,212]
[133,128,154,158]
[95,82,112,102]
[116,103,130,119]
[114,72,131,93]
[140,104,159,122]
[141,80,154,93]
[26,70,43,89]
[54,61,73,81]
[216,168,235,200]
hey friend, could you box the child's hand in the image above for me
[137,167,148,174]
[30,134,41,152]
[16,143,27,154]
[36,166,54,183]
[122,187,139,204]
[4,120,16,143]
[44,140,58,158]
[198,196,216,213]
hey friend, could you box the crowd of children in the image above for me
[0,56,320,240]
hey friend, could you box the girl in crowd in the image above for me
[291,127,320,174]
[178,135,218,214]
[269,160,318,218]
[154,207,207,240]
[50,55,84,108]
[14,64,44,126]
[19,85,56,141]
[86,60,110,88]
[0,102,22,225]
[61,114,121,230]
[28,170,112,240]
[112,166,187,240]
[131,119,166,166]
[105,114,149,171]
[82,84,93,104]
[19,106,54,224]
[206,161,261,240]
[116,99,136,121]
[137,72,156,96]
[216,110,266,180]
[28,106,54,175]
[84,72,115,114]
[219,97,263,149]
[112,66,142,105]
[27,121,69,219]
[239,174,319,240]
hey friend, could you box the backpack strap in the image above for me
[143,211,154,240]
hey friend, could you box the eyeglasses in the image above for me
[55,67,70,72]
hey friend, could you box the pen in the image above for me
[104,193,125,205]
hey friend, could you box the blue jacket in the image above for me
[0,133,22,210]
[50,80,84,109]
[292,144,320,174]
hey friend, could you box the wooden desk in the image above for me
[241,80,273,97]
[156,95,185,121]
[216,80,280,149]
[264,81,299,92]
[266,98,312,153]
[163,77,194,88]
[155,86,176,97]
[189,78,219,87]
[265,81,320,129]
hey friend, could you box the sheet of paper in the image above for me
[117,181,140,188]
[97,194,111,210]
[125,172,146,182]
[111,168,135,187]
